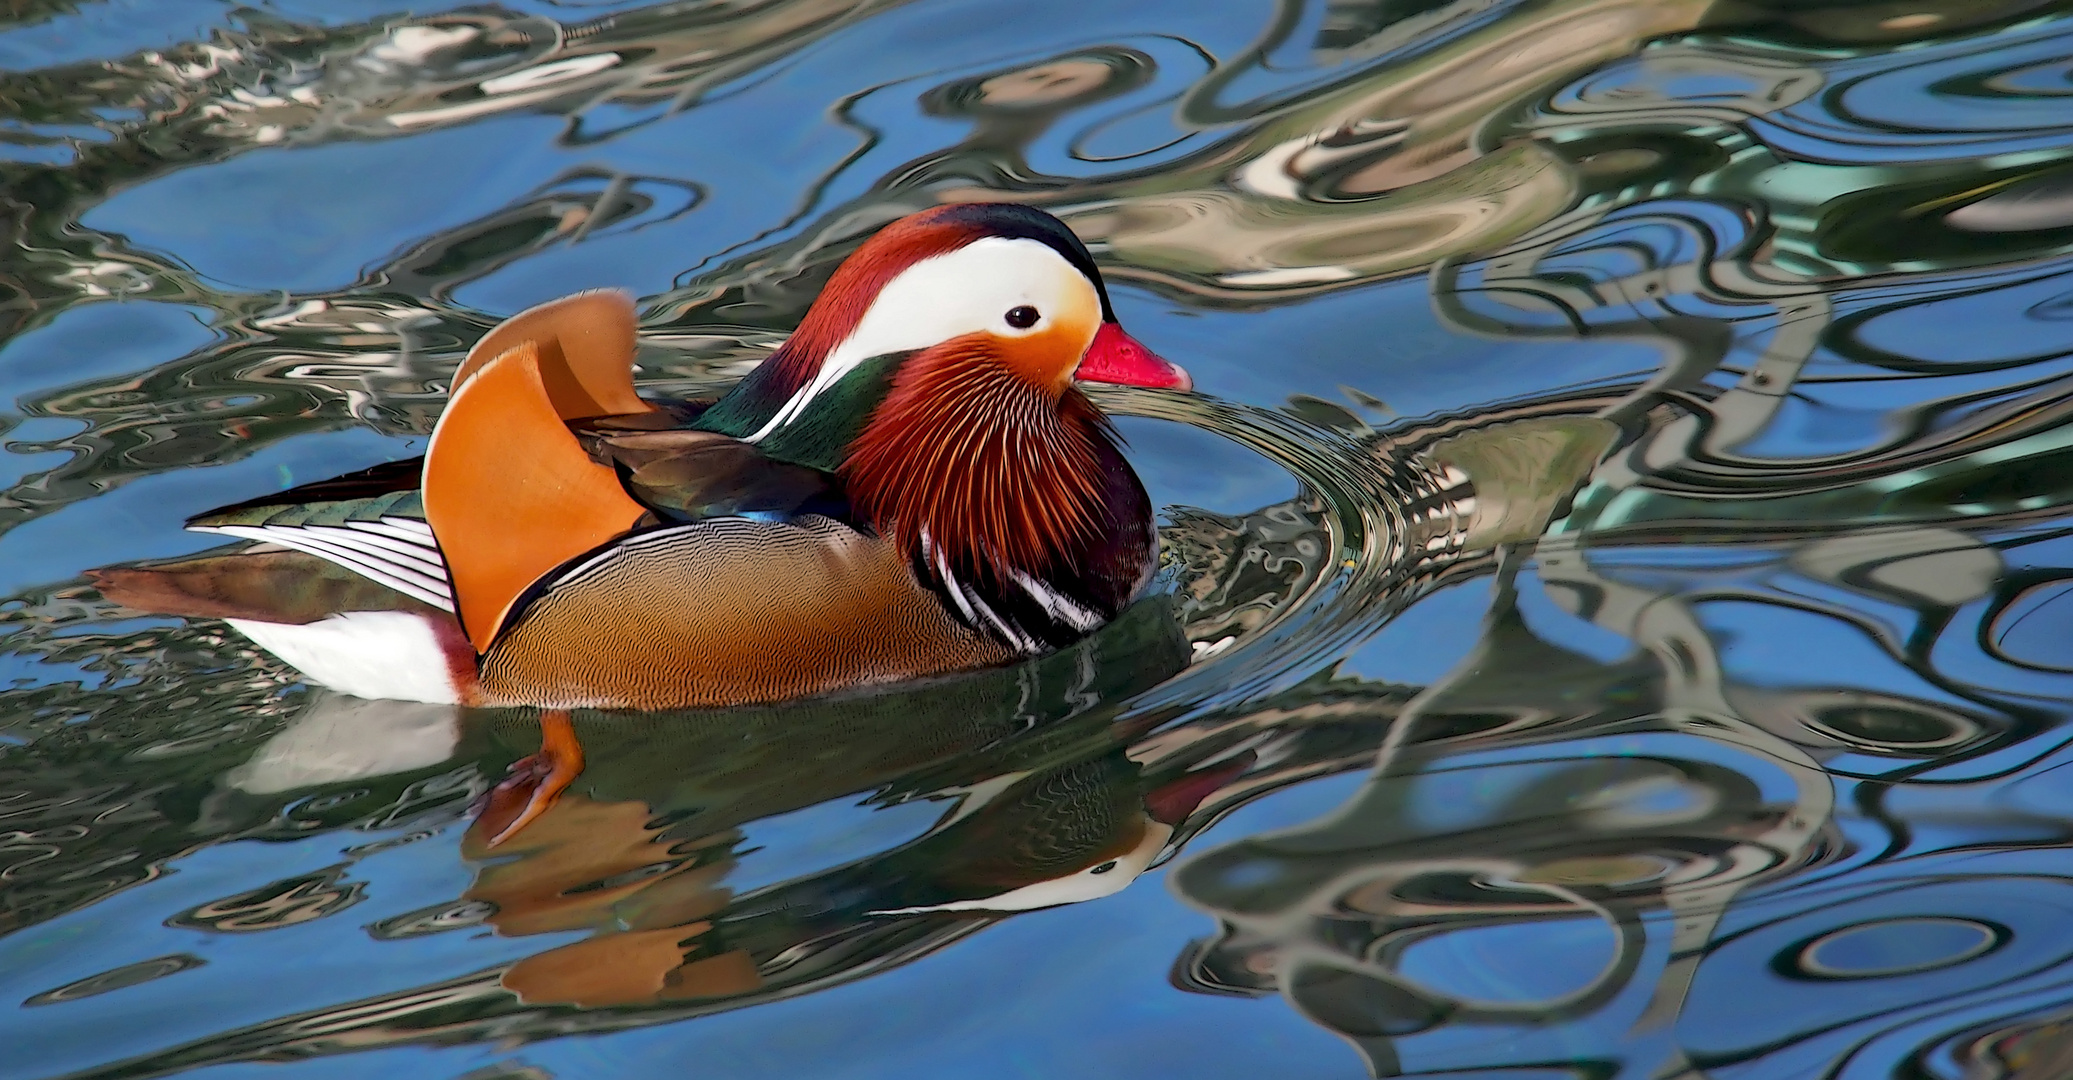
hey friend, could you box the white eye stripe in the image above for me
[747,237,1096,443]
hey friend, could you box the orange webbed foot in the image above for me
[476,710,586,849]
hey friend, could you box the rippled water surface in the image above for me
[7,1,2073,1077]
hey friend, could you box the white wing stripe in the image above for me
[253,532,451,609]
[348,519,436,546]
[377,516,435,541]
[296,525,447,577]
[197,525,455,612]
[279,533,450,597]
[268,529,448,587]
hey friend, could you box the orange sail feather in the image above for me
[425,341,648,651]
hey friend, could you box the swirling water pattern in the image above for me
[5,1,2073,1078]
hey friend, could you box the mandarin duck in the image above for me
[94,203,1190,841]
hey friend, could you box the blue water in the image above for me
[7,1,2073,1077]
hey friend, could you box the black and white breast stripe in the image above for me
[919,529,1113,657]
[929,535,1040,655]
[1006,569,1105,634]
[192,517,454,612]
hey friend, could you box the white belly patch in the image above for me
[226,611,461,705]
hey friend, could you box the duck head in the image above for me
[696,203,1189,640]
[698,202,1188,448]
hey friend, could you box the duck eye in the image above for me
[1004,305,1040,329]
[1090,860,1119,875]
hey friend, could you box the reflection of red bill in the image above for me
[1076,323,1192,391]
[1146,752,1256,825]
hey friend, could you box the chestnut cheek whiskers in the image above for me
[842,338,1114,584]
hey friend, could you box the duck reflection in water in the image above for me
[217,600,1224,1011]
